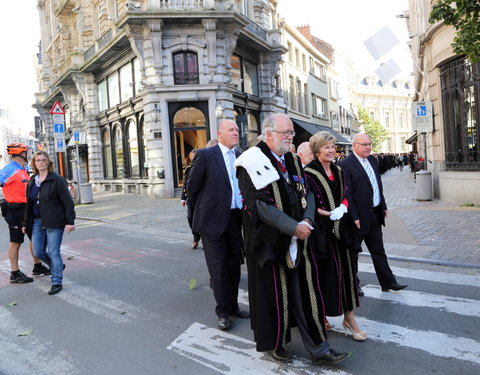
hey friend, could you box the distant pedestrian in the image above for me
[187,120,248,330]
[23,151,75,295]
[180,149,201,249]
[205,138,218,148]
[0,143,50,284]
[339,133,407,294]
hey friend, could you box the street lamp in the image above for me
[215,104,224,119]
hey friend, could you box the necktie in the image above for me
[228,149,242,209]
[363,159,380,207]
[276,159,287,174]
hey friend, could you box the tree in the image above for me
[357,107,389,153]
[429,0,480,63]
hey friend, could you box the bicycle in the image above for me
[67,180,80,205]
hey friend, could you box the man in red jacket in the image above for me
[0,143,50,283]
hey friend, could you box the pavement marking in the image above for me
[33,280,150,324]
[362,284,480,317]
[167,322,352,375]
[0,306,79,375]
[358,263,480,287]
[328,316,480,365]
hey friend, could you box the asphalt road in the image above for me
[0,219,479,375]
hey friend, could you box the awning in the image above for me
[292,119,351,145]
[66,131,87,147]
[405,132,418,144]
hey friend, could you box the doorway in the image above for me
[169,102,209,188]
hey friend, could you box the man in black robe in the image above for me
[236,113,348,365]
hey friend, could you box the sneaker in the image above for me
[48,284,63,295]
[32,264,51,276]
[10,271,34,284]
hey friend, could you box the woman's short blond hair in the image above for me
[30,151,54,175]
[309,131,336,155]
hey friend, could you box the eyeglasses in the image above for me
[272,130,295,137]
[35,159,47,163]
[355,142,372,147]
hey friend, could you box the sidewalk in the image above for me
[75,167,480,268]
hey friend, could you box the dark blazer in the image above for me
[339,154,387,236]
[24,172,75,229]
[186,144,239,236]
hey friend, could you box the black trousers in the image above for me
[352,207,396,288]
[201,209,242,318]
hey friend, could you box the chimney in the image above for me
[296,25,311,39]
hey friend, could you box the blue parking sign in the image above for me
[417,105,427,116]
[57,140,64,148]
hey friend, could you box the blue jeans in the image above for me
[32,219,64,285]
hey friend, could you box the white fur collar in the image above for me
[234,147,279,190]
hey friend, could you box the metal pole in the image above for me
[75,143,82,202]
[422,132,427,170]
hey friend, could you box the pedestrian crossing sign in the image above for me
[49,100,65,115]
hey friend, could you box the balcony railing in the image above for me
[174,72,200,85]
[155,0,206,9]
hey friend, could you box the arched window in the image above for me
[173,52,199,84]
[102,127,113,178]
[113,125,124,178]
[127,120,140,177]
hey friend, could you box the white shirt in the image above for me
[218,142,237,208]
[353,151,381,207]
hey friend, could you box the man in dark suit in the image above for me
[339,133,407,292]
[187,119,249,330]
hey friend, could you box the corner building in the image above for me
[35,0,286,198]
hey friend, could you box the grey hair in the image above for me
[261,113,292,135]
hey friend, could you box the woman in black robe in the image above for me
[304,131,367,341]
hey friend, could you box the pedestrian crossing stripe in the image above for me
[168,322,352,375]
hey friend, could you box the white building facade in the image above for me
[35,0,286,198]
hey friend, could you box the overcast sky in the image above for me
[0,0,412,133]
[277,0,412,76]
[0,1,40,132]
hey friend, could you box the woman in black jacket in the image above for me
[23,151,75,295]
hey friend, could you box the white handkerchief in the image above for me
[289,237,298,264]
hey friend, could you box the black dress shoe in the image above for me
[218,317,231,330]
[312,349,348,365]
[381,283,408,292]
[358,287,364,297]
[267,347,292,363]
[231,309,250,319]
[48,285,63,295]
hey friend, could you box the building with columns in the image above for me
[34,0,286,198]
[407,0,480,204]
[355,75,414,154]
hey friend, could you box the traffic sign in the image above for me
[49,101,65,115]
[412,101,433,133]
[73,131,80,144]
[54,123,65,133]
[52,114,64,123]
[55,138,66,152]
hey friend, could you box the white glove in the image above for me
[329,204,347,221]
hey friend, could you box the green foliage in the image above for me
[429,0,480,63]
[357,107,389,152]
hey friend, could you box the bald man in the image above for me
[187,120,249,331]
[297,141,314,167]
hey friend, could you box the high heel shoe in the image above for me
[342,320,367,341]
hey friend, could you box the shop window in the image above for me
[120,62,133,103]
[98,80,108,111]
[173,52,199,84]
[440,58,480,170]
[102,127,113,178]
[113,125,124,177]
[133,58,143,95]
[108,72,120,107]
[127,120,140,177]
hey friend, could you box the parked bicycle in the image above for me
[67,180,80,205]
